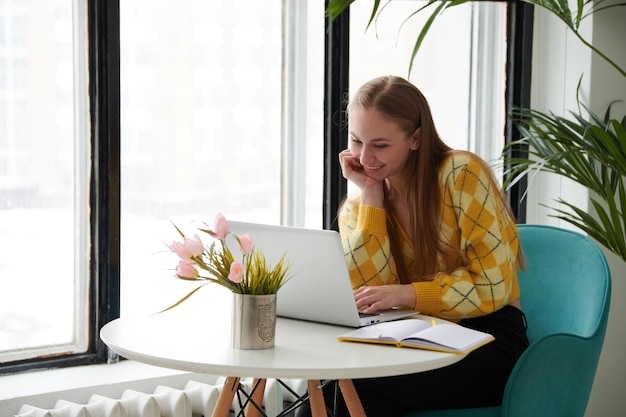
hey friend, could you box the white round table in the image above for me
[100,291,464,416]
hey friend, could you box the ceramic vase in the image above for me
[232,293,277,349]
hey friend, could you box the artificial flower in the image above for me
[228,261,245,283]
[237,234,254,255]
[169,234,204,259]
[165,213,294,311]
[213,212,229,240]
[175,259,199,279]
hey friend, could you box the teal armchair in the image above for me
[405,224,612,417]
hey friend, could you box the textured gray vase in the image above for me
[232,293,277,349]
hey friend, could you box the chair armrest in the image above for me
[503,333,604,417]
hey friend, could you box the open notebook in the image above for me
[228,221,417,327]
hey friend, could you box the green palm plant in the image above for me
[504,101,626,263]
[326,0,626,264]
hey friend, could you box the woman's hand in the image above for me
[338,149,384,206]
[338,149,370,187]
[354,284,416,314]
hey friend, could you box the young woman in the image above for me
[297,75,529,417]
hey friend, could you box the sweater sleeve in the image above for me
[413,155,520,319]
[338,198,400,288]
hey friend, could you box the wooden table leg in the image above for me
[307,379,327,417]
[212,376,240,417]
[338,379,367,417]
[244,378,267,417]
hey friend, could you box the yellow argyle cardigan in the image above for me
[338,151,521,320]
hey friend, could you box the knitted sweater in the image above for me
[338,151,521,320]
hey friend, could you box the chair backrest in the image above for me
[503,224,612,417]
[516,224,611,342]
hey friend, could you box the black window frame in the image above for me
[0,0,531,374]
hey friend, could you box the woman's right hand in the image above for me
[338,149,384,194]
[354,284,417,314]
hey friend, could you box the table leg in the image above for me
[244,378,267,417]
[338,379,367,417]
[212,376,240,417]
[307,380,327,417]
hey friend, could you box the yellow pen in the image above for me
[431,319,437,326]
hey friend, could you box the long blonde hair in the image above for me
[346,75,521,283]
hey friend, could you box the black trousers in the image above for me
[295,305,529,417]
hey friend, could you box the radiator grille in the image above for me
[14,377,306,417]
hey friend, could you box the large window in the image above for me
[0,0,522,370]
[118,0,326,317]
[0,0,90,364]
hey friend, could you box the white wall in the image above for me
[586,1,626,415]
[529,2,626,416]
[526,5,591,228]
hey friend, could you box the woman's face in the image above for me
[348,107,420,182]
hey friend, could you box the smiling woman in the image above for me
[297,75,529,417]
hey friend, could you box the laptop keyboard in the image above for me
[359,311,382,318]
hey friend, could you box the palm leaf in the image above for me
[407,0,452,76]
[551,195,625,262]
[505,103,626,263]
[326,0,355,21]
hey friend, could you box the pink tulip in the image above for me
[175,259,199,278]
[185,234,204,256]
[169,234,204,259]
[213,212,229,240]
[237,234,254,255]
[169,241,188,259]
[228,261,244,283]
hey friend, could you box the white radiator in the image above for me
[14,377,306,417]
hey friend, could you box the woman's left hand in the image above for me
[354,284,416,314]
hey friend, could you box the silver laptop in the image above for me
[228,221,417,327]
